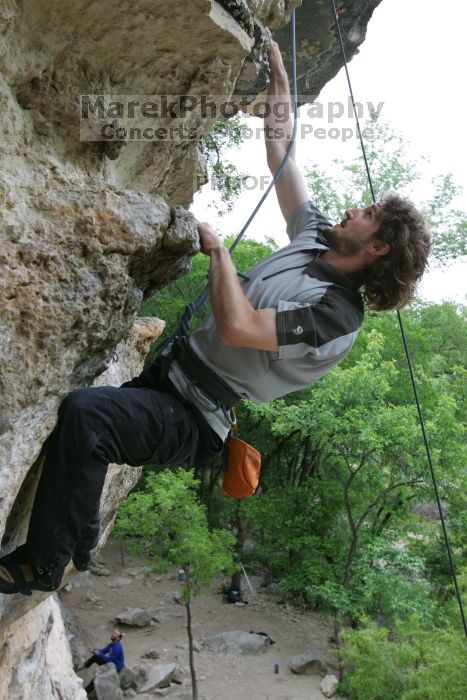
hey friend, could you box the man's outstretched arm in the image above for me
[265,40,308,223]
[198,222,278,351]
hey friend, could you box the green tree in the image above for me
[114,470,236,700]
[340,613,467,700]
[241,302,466,626]
[200,116,249,215]
[305,115,467,262]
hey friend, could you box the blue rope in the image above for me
[179,11,299,330]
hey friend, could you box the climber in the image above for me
[0,41,431,596]
[77,629,125,694]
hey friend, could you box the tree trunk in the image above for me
[334,609,345,682]
[185,597,198,700]
[230,569,242,593]
[343,532,359,589]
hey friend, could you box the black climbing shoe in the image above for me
[0,552,64,596]
[72,551,92,572]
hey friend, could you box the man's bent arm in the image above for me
[198,223,278,351]
[265,40,308,222]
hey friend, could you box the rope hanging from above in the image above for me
[177,11,300,334]
[329,0,466,639]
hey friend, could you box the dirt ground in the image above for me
[61,538,340,700]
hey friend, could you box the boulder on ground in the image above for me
[171,665,186,684]
[289,651,328,676]
[203,631,271,657]
[107,576,133,588]
[320,674,339,697]
[132,665,149,689]
[138,663,176,693]
[115,607,153,627]
[142,648,160,660]
[83,591,103,606]
[165,591,182,604]
[90,565,112,577]
[118,666,136,691]
[94,663,124,700]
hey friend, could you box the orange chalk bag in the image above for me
[221,414,261,499]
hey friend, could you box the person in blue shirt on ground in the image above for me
[79,629,124,694]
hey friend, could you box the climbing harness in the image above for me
[329,0,466,638]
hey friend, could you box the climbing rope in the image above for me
[177,12,299,334]
[329,0,467,638]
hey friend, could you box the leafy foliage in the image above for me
[114,469,235,700]
[114,469,235,600]
[200,117,249,215]
[305,115,467,263]
[340,615,467,700]
[238,302,466,626]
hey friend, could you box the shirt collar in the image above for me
[304,255,361,292]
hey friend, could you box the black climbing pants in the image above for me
[84,654,108,668]
[84,654,110,694]
[23,380,223,571]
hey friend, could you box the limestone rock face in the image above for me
[275,0,382,98]
[0,594,87,700]
[0,196,192,553]
[0,0,382,563]
[0,0,282,573]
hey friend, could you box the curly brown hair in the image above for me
[361,195,432,311]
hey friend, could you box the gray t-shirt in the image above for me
[169,200,364,439]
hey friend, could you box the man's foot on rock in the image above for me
[0,551,63,596]
[72,551,92,572]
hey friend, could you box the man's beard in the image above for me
[323,226,372,257]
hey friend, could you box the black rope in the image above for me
[330,0,466,638]
[330,4,376,204]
